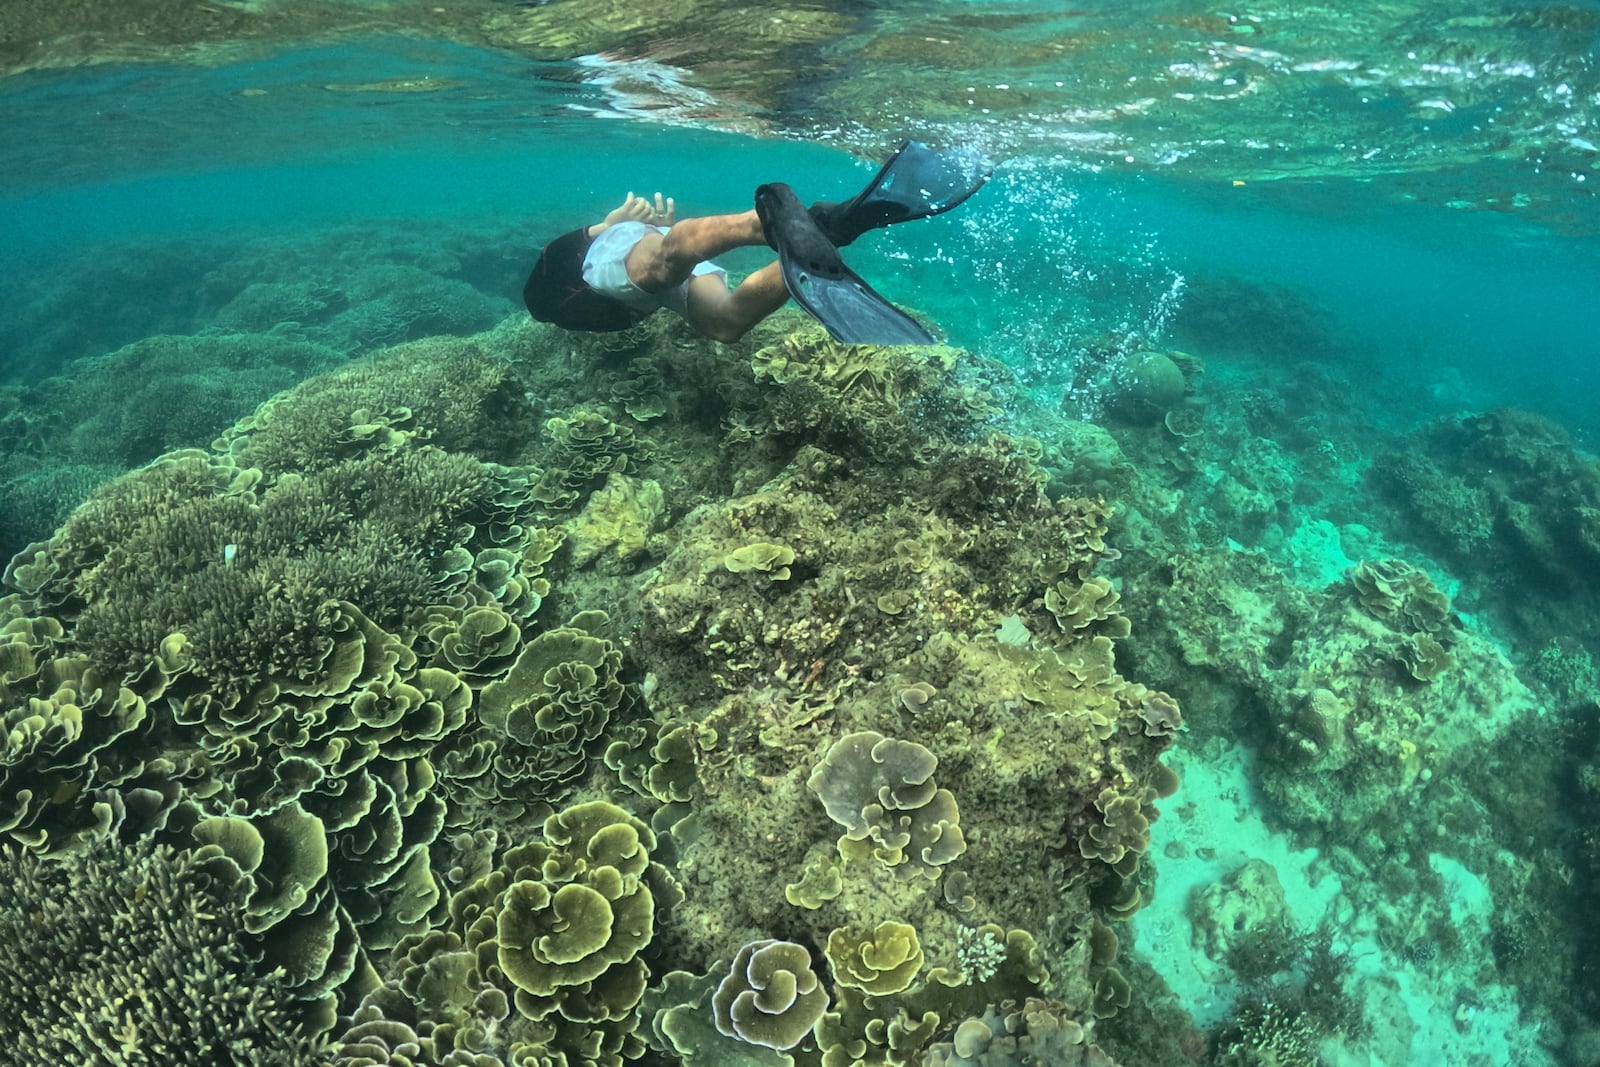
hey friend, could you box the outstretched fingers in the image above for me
[603,191,677,228]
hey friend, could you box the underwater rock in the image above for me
[566,471,665,572]
[1188,859,1290,970]
[1107,349,1188,424]
[1372,408,1600,613]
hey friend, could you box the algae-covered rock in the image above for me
[1190,859,1290,970]
[567,471,665,572]
[1107,349,1188,424]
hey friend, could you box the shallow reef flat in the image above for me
[1,304,1186,1065]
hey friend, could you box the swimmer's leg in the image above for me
[624,211,767,292]
[683,262,789,344]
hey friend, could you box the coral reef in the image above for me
[1370,408,1600,662]
[0,312,1174,1066]
[1134,544,1533,843]
[0,219,525,568]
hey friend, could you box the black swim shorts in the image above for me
[523,227,649,333]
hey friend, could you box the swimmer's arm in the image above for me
[585,191,677,237]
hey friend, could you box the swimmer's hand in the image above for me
[601,191,676,230]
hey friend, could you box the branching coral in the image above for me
[0,837,327,1064]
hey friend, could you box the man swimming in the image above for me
[523,141,989,346]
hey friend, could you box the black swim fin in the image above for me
[810,140,990,247]
[756,181,936,346]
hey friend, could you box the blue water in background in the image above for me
[4,36,1597,444]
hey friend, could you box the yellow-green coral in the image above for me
[413,604,522,681]
[533,410,640,510]
[807,730,966,877]
[785,851,844,909]
[1078,789,1153,870]
[1398,631,1454,683]
[605,721,699,805]
[32,438,537,706]
[749,326,997,461]
[825,920,924,995]
[212,339,532,476]
[445,800,680,1061]
[1349,558,1451,633]
[1044,575,1132,638]
[474,612,635,803]
[0,655,148,848]
[724,542,797,581]
[712,939,830,1050]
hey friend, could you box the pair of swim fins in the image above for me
[756,140,989,346]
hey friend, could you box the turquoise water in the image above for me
[2,12,1599,1067]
